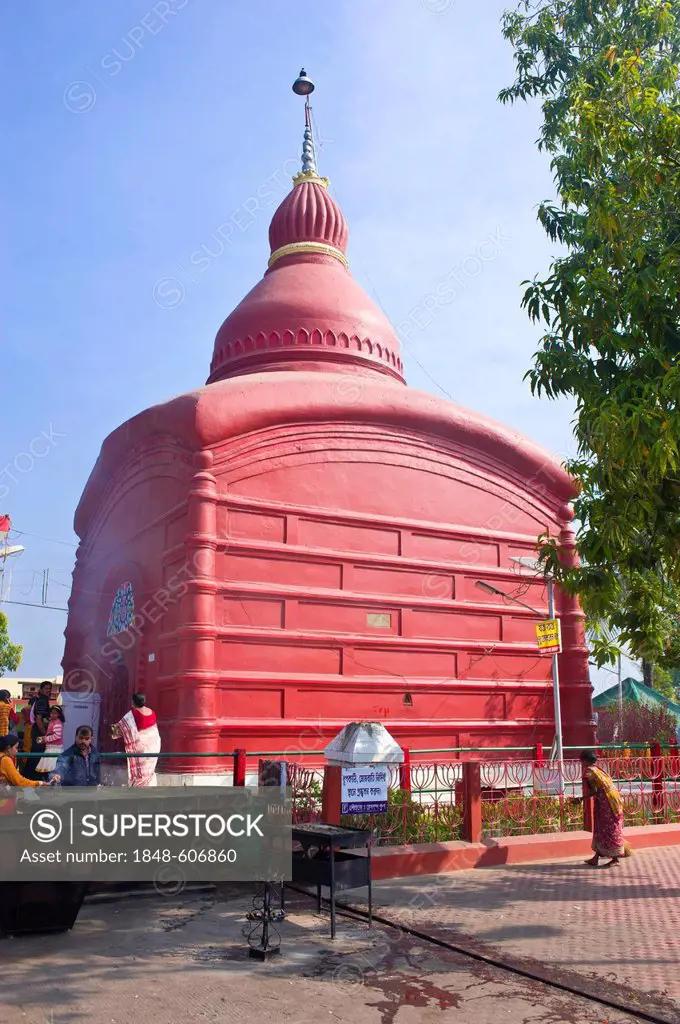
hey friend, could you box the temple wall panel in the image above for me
[403,608,501,642]
[221,507,287,543]
[64,402,594,761]
[220,596,285,629]
[217,640,342,674]
[341,646,456,678]
[351,564,454,599]
[223,551,343,589]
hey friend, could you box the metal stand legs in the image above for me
[247,881,285,960]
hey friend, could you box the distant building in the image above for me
[0,676,63,702]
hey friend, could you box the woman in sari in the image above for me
[111,693,161,787]
[581,750,632,867]
[0,734,47,787]
[35,705,65,774]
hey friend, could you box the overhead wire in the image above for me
[10,528,77,548]
[310,112,455,402]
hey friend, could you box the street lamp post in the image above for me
[476,560,564,766]
[508,557,564,765]
[617,651,623,740]
[0,542,25,604]
[544,575,564,764]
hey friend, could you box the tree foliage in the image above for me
[650,662,677,699]
[0,610,22,675]
[500,1,680,664]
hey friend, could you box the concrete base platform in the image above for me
[363,823,680,879]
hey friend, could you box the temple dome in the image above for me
[207,173,404,385]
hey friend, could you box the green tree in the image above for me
[646,661,677,699]
[0,610,22,674]
[500,1,680,665]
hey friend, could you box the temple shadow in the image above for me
[1,881,678,1023]
[370,860,680,916]
[480,923,561,941]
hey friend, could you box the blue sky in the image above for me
[2,0,634,690]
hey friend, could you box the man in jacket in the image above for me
[51,725,101,786]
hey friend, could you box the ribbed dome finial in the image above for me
[268,181,348,268]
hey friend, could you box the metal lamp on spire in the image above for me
[292,68,315,96]
[291,68,329,188]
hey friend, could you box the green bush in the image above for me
[482,794,583,838]
[342,788,463,845]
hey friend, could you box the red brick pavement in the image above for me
[369,845,680,1009]
[0,885,651,1024]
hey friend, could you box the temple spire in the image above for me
[291,68,329,189]
[301,121,316,176]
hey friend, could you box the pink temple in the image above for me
[62,90,594,772]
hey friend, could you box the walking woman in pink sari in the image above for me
[580,750,632,867]
[112,693,161,787]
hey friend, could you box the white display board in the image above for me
[60,692,101,750]
[341,764,388,814]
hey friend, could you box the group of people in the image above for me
[0,685,161,789]
[0,681,65,781]
[0,684,635,865]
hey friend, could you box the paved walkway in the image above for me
[367,845,680,1018]
[0,880,652,1024]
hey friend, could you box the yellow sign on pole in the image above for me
[535,618,561,654]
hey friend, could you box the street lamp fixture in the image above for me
[507,556,564,766]
[0,542,25,604]
[474,579,541,616]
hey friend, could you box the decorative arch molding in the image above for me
[76,439,193,555]
[208,327,404,383]
[213,422,571,524]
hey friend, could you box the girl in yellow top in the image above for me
[0,733,45,787]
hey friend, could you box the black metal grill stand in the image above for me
[291,823,372,939]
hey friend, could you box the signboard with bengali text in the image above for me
[535,618,562,654]
[341,765,388,815]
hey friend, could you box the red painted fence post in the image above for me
[462,761,482,844]
[322,765,343,825]
[651,741,664,814]
[535,744,544,764]
[233,748,246,787]
[399,748,412,792]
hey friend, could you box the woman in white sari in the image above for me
[111,693,161,787]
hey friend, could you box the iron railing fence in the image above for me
[288,752,680,845]
[15,743,680,845]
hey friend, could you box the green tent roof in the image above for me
[593,677,680,722]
